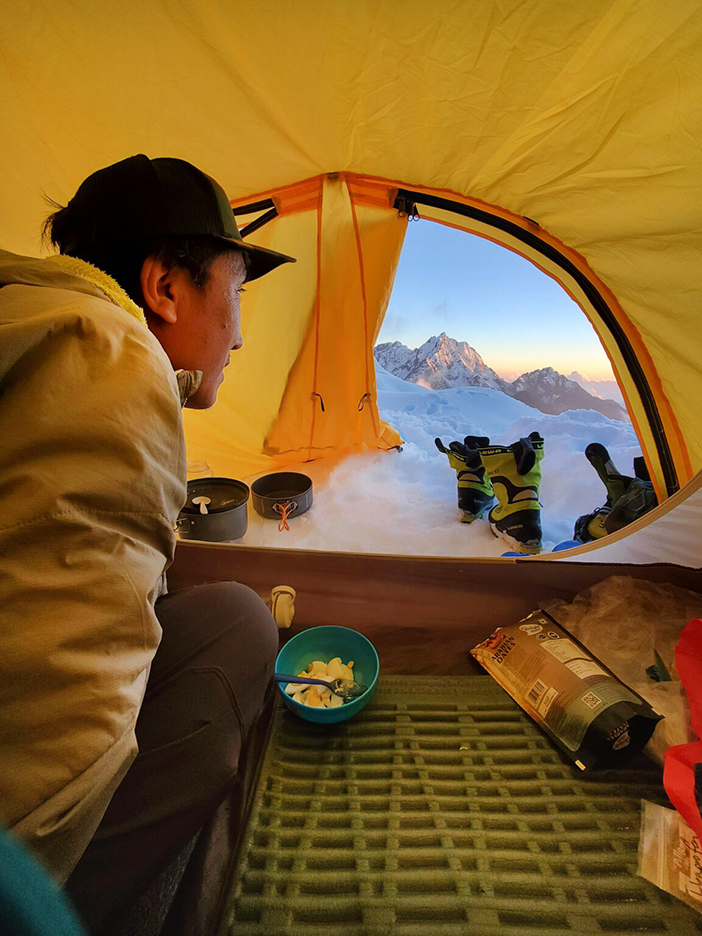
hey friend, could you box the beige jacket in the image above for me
[0,250,186,881]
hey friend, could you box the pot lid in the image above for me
[181,477,249,514]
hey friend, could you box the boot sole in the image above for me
[489,522,542,555]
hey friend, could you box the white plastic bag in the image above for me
[543,576,702,765]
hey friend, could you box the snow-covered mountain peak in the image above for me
[375,334,505,392]
[375,337,629,421]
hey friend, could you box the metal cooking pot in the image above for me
[176,477,249,542]
[251,472,313,523]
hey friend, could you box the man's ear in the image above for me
[140,256,179,324]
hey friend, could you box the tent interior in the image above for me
[2,0,701,566]
[2,0,702,931]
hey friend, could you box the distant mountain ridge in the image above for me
[567,371,625,408]
[374,333,628,421]
[508,367,627,420]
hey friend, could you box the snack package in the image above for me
[471,609,663,770]
[638,800,702,914]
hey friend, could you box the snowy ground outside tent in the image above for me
[233,365,643,557]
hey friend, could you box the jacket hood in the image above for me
[0,248,110,300]
[0,247,148,328]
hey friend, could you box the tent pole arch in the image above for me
[345,172,689,501]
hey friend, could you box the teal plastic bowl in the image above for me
[276,625,379,724]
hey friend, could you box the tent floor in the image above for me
[216,676,701,936]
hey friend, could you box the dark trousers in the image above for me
[65,581,279,935]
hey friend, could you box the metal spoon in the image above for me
[275,672,368,701]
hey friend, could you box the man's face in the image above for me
[148,250,247,409]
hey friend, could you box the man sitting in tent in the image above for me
[0,155,294,933]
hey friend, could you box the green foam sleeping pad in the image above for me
[219,676,702,935]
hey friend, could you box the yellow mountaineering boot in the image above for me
[435,435,496,522]
[478,432,545,554]
[573,443,657,542]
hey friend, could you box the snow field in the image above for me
[238,365,641,557]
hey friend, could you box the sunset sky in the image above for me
[377,220,615,382]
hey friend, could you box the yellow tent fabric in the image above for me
[1,0,701,498]
[262,176,406,462]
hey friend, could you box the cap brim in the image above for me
[215,236,296,282]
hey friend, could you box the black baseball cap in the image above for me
[61,154,296,281]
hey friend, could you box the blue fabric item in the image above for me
[552,539,582,552]
[0,829,86,935]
